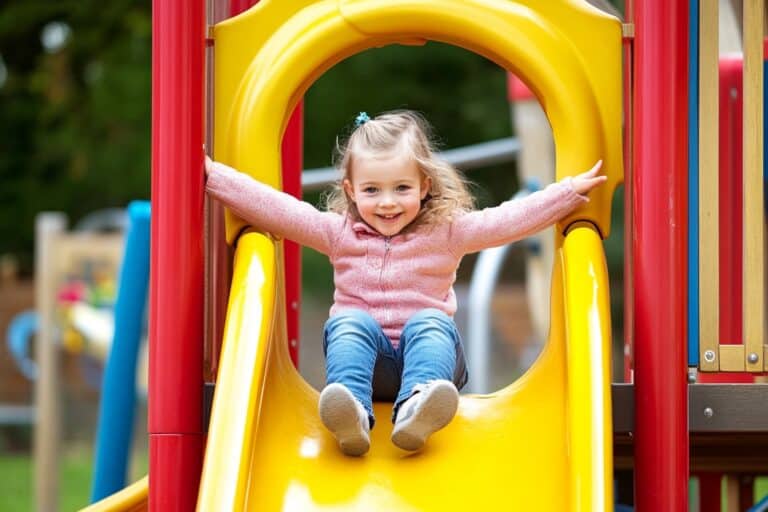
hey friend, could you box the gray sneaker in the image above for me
[319,383,370,456]
[391,380,459,451]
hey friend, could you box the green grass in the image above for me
[0,444,148,512]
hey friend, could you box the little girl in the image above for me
[205,110,605,456]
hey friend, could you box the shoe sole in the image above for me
[319,384,370,456]
[391,382,459,451]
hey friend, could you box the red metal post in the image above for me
[718,56,744,349]
[623,0,635,383]
[150,0,206,509]
[281,106,304,365]
[632,0,689,509]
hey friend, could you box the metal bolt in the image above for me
[703,407,714,418]
[687,368,697,383]
[748,352,759,364]
[704,350,716,363]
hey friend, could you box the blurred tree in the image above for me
[0,1,152,273]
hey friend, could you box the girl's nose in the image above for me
[379,193,395,207]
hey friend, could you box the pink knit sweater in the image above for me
[206,163,588,347]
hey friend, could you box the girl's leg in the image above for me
[395,308,467,410]
[322,309,394,428]
[391,308,468,451]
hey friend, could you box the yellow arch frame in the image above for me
[214,0,623,242]
[206,1,622,510]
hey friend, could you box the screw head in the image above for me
[703,407,714,418]
[748,353,759,364]
[704,350,716,363]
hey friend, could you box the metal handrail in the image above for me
[301,136,521,191]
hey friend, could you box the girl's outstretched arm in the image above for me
[205,158,343,256]
[449,161,604,255]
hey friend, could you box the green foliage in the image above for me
[0,0,152,273]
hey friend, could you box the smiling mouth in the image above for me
[376,213,402,221]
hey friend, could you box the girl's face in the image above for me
[343,152,430,237]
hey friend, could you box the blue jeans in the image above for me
[323,308,468,428]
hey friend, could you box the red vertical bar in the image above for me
[739,476,754,511]
[623,0,635,383]
[632,0,689,510]
[698,473,722,512]
[718,57,744,348]
[150,0,205,509]
[282,106,304,365]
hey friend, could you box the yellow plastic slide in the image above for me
[84,1,621,508]
[82,220,613,511]
[198,220,613,511]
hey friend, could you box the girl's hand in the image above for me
[205,155,215,176]
[571,160,606,195]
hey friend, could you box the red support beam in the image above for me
[632,0,690,509]
[150,0,206,509]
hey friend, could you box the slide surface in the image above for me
[198,223,613,511]
[81,223,612,511]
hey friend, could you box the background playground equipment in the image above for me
[7,209,126,382]
[26,202,150,512]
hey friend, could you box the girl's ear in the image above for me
[421,176,432,200]
[343,178,356,203]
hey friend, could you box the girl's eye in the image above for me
[363,187,378,194]
[396,185,412,192]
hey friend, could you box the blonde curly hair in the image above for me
[324,110,474,228]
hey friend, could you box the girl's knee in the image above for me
[401,309,459,351]
[325,308,377,330]
[404,308,455,330]
[323,309,383,352]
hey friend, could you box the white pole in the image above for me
[467,244,512,393]
[34,212,66,512]
[511,97,556,346]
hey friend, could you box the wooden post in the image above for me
[699,0,720,371]
[34,213,66,512]
[742,0,765,371]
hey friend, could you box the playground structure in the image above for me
[20,203,151,512]
[78,0,768,510]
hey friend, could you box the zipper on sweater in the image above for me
[380,237,391,321]
[379,236,391,284]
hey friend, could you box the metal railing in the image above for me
[302,136,521,191]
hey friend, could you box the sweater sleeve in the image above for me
[449,177,588,256]
[205,161,343,256]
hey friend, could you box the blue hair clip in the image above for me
[354,112,370,128]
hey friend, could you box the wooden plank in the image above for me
[742,0,766,371]
[700,0,721,371]
[719,344,745,371]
